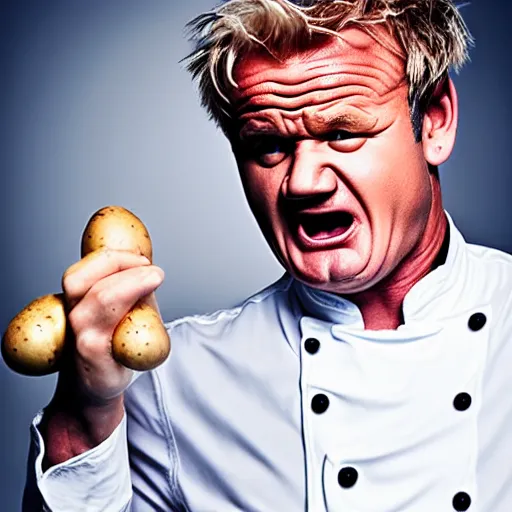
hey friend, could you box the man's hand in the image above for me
[40,248,165,468]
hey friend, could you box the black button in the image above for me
[304,338,320,354]
[453,491,471,511]
[468,313,486,331]
[338,466,358,488]
[454,392,472,411]
[311,394,329,414]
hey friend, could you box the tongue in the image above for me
[301,212,353,240]
[309,225,350,240]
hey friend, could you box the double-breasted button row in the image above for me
[304,313,484,504]
[453,312,481,416]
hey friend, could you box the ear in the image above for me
[421,77,458,166]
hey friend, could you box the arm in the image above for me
[22,249,164,511]
[23,403,132,512]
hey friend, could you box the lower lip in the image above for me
[296,220,358,249]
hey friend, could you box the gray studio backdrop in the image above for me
[1,1,510,509]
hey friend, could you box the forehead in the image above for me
[231,27,406,119]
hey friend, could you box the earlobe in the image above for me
[421,77,458,166]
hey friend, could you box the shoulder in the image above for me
[466,241,512,285]
[164,273,294,339]
[464,241,512,325]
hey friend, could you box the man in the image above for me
[23,0,512,511]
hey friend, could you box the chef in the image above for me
[24,1,512,511]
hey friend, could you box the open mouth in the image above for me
[298,211,354,241]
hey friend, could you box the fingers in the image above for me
[62,248,151,309]
[67,264,164,347]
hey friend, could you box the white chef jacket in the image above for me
[23,212,512,512]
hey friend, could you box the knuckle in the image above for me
[94,287,116,309]
[67,306,89,333]
[61,273,79,297]
[76,329,109,359]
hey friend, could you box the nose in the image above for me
[281,140,337,200]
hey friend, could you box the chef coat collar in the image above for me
[293,211,466,330]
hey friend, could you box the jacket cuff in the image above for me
[30,409,132,512]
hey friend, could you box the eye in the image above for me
[327,130,366,152]
[246,136,291,167]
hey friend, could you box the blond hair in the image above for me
[184,0,473,138]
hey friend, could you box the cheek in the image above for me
[340,134,429,219]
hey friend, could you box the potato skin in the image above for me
[81,206,153,262]
[2,294,67,376]
[1,205,169,376]
[82,205,170,371]
[112,302,170,371]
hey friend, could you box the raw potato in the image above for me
[81,205,152,261]
[112,302,170,371]
[1,294,67,376]
[1,205,170,376]
[81,206,170,371]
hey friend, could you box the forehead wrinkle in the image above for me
[235,78,397,118]
[233,29,405,96]
[237,77,408,139]
[236,60,402,100]
[234,56,406,118]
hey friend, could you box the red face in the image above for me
[231,29,438,294]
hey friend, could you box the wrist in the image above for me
[40,389,125,470]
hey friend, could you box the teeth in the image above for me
[300,211,353,240]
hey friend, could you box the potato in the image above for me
[1,294,67,376]
[112,302,170,371]
[81,205,152,261]
[81,206,170,371]
[1,205,170,376]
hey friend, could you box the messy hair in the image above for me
[184,0,473,141]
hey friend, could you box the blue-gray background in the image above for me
[0,0,510,509]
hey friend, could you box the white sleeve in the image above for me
[23,409,133,512]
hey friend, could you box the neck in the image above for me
[347,178,448,330]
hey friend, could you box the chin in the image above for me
[285,250,372,293]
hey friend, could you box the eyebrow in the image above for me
[305,111,378,135]
[236,110,379,141]
[238,122,281,140]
